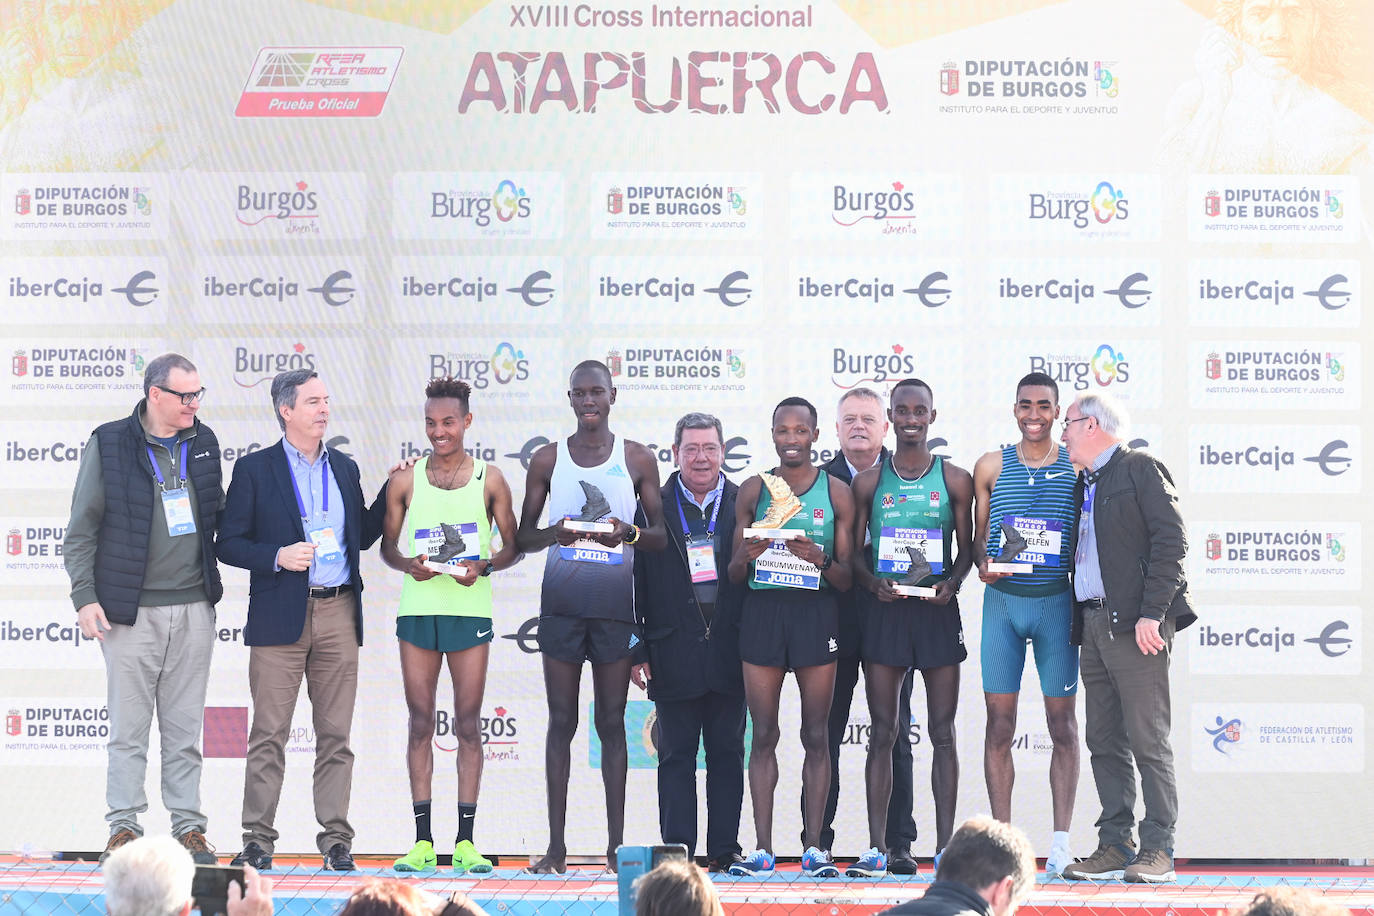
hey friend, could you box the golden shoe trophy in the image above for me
[743,472,804,540]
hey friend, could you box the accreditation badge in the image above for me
[308,525,344,562]
[686,538,717,583]
[160,488,196,537]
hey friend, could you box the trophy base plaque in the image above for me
[424,559,475,579]
[562,519,614,534]
[743,528,802,540]
[892,584,937,598]
[986,562,1034,574]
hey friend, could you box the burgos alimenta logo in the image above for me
[236,47,403,118]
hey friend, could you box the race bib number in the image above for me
[308,525,344,563]
[413,522,480,570]
[160,488,196,537]
[687,539,717,583]
[1001,515,1063,568]
[877,526,944,574]
[753,541,821,590]
[560,537,624,566]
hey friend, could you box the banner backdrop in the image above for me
[0,0,1370,859]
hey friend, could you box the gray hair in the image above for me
[935,816,1037,907]
[837,386,883,414]
[674,412,724,448]
[102,835,194,916]
[1074,391,1128,437]
[142,353,197,397]
[270,369,320,430]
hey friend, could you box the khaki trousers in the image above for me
[241,592,358,854]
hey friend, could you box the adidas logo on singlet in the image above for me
[608,464,628,478]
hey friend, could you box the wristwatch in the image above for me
[624,524,641,545]
[479,559,494,577]
[818,552,833,572]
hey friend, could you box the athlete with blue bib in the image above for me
[850,379,973,877]
[972,372,1080,876]
[726,397,854,879]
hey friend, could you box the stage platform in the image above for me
[1,858,1370,915]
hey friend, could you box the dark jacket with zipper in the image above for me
[1069,445,1198,644]
[883,880,995,916]
[633,472,744,702]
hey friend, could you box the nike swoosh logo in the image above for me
[1044,471,1070,479]
[1064,681,1077,691]
[477,629,491,638]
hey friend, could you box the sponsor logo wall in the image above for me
[0,0,1369,860]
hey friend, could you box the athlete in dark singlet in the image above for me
[726,397,854,879]
[851,379,973,870]
[515,360,666,873]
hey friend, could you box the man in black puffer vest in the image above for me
[64,353,223,866]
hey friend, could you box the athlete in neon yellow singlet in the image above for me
[381,377,521,875]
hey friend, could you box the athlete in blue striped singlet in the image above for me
[972,371,1080,876]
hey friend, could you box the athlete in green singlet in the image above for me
[381,377,521,875]
[851,379,973,865]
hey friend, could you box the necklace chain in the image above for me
[1017,442,1055,485]
[428,453,470,490]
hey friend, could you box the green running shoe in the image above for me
[393,840,437,874]
[453,839,493,874]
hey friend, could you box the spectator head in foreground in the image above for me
[103,835,194,916]
[338,879,489,916]
[1234,887,1352,916]
[935,816,1037,916]
[634,858,725,916]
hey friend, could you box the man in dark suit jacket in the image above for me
[217,370,385,872]
[630,412,746,872]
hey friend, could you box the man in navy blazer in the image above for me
[217,369,385,872]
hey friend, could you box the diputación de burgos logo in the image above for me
[1190,521,1358,591]
[235,47,403,117]
[1188,175,1359,244]
[600,344,746,406]
[3,172,166,240]
[3,700,110,761]
[938,57,1119,112]
[1190,342,1356,410]
[593,173,756,239]
[5,343,155,405]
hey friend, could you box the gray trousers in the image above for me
[1079,608,1178,850]
[242,593,358,854]
[102,601,215,837]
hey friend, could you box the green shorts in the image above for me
[396,614,494,652]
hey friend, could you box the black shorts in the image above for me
[857,588,967,670]
[537,614,638,665]
[739,588,839,670]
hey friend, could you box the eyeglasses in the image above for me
[1061,417,1091,430]
[155,385,206,406]
[680,444,722,460]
